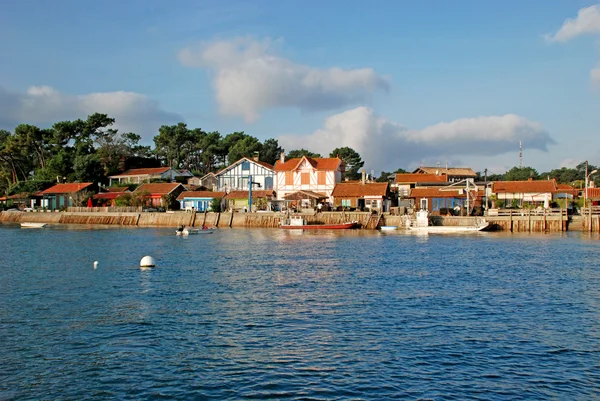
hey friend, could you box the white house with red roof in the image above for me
[274,153,343,204]
[491,178,558,208]
[39,182,95,210]
[216,155,275,192]
[108,167,185,185]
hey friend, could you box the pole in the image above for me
[248,174,253,213]
[585,161,588,211]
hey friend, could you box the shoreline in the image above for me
[1,210,593,232]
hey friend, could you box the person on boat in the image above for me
[202,225,208,230]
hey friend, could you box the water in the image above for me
[1,225,599,400]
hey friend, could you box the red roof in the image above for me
[94,192,125,200]
[107,187,130,193]
[135,183,183,195]
[176,191,226,201]
[395,173,448,183]
[492,180,557,194]
[225,190,276,199]
[332,182,389,197]
[586,188,600,199]
[413,167,477,177]
[110,167,171,177]
[274,156,342,172]
[556,184,578,196]
[40,183,94,194]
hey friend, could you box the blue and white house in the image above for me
[176,191,226,212]
[216,155,276,192]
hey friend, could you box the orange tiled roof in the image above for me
[332,182,389,197]
[556,184,578,196]
[395,173,448,183]
[176,191,226,201]
[274,157,342,171]
[94,192,125,200]
[225,190,276,199]
[492,180,557,194]
[109,167,171,177]
[414,167,477,177]
[107,187,130,193]
[40,183,94,194]
[134,183,183,195]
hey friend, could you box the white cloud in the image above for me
[0,85,181,139]
[546,4,600,42]
[178,37,389,122]
[278,107,554,172]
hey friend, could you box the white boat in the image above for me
[176,227,214,235]
[20,222,47,228]
[407,210,488,233]
[380,226,398,231]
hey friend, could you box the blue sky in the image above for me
[1,0,599,174]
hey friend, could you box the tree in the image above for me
[227,135,262,164]
[210,197,222,212]
[504,166,538,181]
[329,147,364,181]
[287,149,322,159]
[376,168,407,182]
[261,138,283,165]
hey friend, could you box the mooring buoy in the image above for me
[140,256,156,268]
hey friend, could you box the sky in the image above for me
[1,0,600,175]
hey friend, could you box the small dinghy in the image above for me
[20,222,47,228]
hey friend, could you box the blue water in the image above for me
[1,225,599,400]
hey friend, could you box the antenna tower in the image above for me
[519,141,523,168]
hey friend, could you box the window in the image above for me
[317,171,326,185]
[285,172,294,185]
[301,173,310,185]
[241,161,250,171]
[341,199,351,207]
[420,198,428,210]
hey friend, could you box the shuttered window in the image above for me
[301,173,310,185]
[317,171,326,185]
[285,172,294,185]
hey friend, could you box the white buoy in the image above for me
[93,261,99,270]
[140,256,156,268]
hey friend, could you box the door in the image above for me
[420,198,428,210]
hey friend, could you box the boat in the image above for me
[20,222,47,228]
[176,227,214,235]
[280,216,358,230]
[380,226,398,231]
[407,210,488,233]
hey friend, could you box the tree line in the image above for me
[0,113,595,196]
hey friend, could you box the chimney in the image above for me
[362,169,366,185]
[280,151,285,163]
[253,151,259,162]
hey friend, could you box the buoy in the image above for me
[140,256,156,268]
[93,261,99,269]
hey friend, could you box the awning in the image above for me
[282,191,327,201]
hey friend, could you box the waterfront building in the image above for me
[491,179,557,208]
[413,166,477,183]
[409,186,484,215]
[274,153,343,206]
[177,191,226,212]
[216,155,275,192]
[394,173,448,199]
[108,167,185,186]
[134,183,186,210]
[93,187,131,207]
[38,182,96,211]
[224,190,277,212]
[331,180,391,212]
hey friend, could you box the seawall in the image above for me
[0,210,583,232]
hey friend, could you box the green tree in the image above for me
[210,197,222,212]
[504,166,538,181]
[377,168,407,182]
[261,138,283,165]
[227,135,263,164]
[286,149,322,159]
[329,146,364,181]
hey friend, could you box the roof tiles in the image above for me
[332,182,389,197]
[40,183,94,194]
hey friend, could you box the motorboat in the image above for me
[176,227,214,235]
[280,216,358,229]
[380,226,398,231]
[407,210,488,233]
[20,222,47,228]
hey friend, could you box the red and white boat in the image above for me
[280,216,358,230]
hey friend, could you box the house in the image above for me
[413,166,476,183]
[0,193,32,210]
[491,179,558,208]
[409,186,484,215]
[177,191,226,212]
[331,180,391,212]
[224,190,277,212]
[178,169,194,178]
[108,167,185,185]
[134,182,186,209]
[274,153,343,206]
[93,187,131,207]
[199,172,218,190]
[216,155,275,192]
[585,187,600,206]
[395,173,448,199]
[39,182,95,210]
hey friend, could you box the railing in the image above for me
[581,206,600,216]
[487,208,567,217]
[67,206,143,213]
